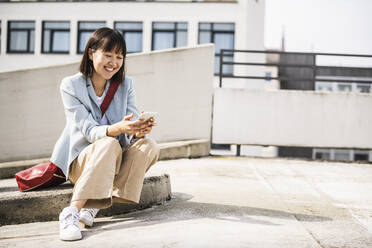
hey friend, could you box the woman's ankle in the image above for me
[70,199,87,212]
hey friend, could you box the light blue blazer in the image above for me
[50,72,140,178]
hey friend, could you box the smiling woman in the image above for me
[88,49,124,96]
[50,27,160,241]
[79,28,126,86]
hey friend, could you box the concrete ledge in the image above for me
[0,174,171,226]
[159,139,210,160]
[0,139,210,179]
[0,158,50,180]
[0,139,209,225]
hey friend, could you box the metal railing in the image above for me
[218,49,372,88]
[216,49,372,156]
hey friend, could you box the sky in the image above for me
[264,0,372,56]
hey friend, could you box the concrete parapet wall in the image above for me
[0,45,214,162]
[213,88,372,149]
[0,139,210,179]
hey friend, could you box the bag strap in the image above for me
[100,81,120,117]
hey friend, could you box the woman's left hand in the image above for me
[135,117,156,138]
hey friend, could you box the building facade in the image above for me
[0,0,265,73]
[277,53,372,162]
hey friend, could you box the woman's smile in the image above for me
[104,66,115,72]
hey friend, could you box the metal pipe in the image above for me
[219,51,223,88]
[220,75,372,84]
[221,62,372,71]
[220,49,372,58]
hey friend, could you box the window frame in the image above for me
[198,22,235,75]
[114,21,143,53]
[41,21,70,54]
[151,21,188,51]
[77,21,106,54]
[7,20,35,54]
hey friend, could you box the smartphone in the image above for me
[138,112,157,121]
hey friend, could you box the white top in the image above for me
[96,87,109,125]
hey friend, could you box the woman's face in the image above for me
[89,48,124,81]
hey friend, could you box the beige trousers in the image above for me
[68,137,160,209]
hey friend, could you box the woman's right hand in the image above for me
[106,113,148,137]
[120,113,148,135]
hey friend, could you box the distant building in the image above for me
[0,0,265,73]
[277,52,372,162]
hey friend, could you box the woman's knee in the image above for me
[136,138,160,158]
[142,138,160,170]
[144,138,160,156]
[100,137,122,154]
[90,137,123,168]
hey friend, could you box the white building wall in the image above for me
[0,0,265,73]
[213,88,372,149]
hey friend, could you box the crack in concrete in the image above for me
[0,232,57,240]
[250,164,324,248]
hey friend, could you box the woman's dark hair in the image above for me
[79,27,127,83]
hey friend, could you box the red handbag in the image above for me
[15,162,66,192]
[15,80,120,192]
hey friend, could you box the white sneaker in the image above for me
[79,208,99,227]
[59,206,82,241]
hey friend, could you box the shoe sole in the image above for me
[60,234,82,241]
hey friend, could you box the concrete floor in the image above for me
[1,156,372,248]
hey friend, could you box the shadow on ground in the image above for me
[82,192,332,239]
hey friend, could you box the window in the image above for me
[77,21,106,54]
[42,21,70,54]
[315,82,333,92]
[334,149,351,161]
[354,153,369,161]
[337,83,352,92]
[314,148,371,162]
[7,21,35,53]
[198,22,235,75]
[314,149,331,160]
[356,84,370,93]
[354,150,369,162]
[114,22,142,53]
[152,22,187,51]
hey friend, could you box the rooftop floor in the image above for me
[1,156,372,247]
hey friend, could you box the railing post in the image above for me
[219,50,223,88]
[312,54,316,90]
[236,144,241,156]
